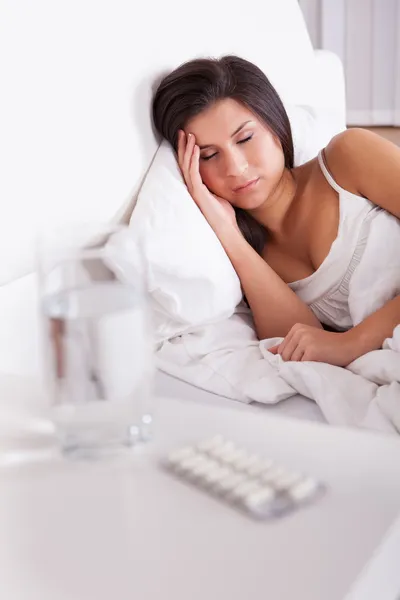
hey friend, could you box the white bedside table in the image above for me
[0,373,400,600]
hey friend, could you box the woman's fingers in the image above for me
[268,345,279,354]
[177,129,184,167]
[269,339,303,361]
[177,129,189,183]
[189,144,203,190]
[182,132,195,185]
[290,346,305,362]
[277,330,298,361]
[177,131,206,209]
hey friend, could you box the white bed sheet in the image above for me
[156,301,400,434]
[155,369,326,423]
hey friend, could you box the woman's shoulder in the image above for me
[321,128,376,195]
[325,127,377,159]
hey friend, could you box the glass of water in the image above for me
[37,222,154,458]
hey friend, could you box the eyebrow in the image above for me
[198,120,253,150]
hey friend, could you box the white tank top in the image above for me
[288,151,400,331]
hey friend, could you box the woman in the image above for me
[152,55,400,366]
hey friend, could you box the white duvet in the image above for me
[156,306,400,435]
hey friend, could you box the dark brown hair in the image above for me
[152,55,294,255]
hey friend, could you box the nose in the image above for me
[224,147,248,177]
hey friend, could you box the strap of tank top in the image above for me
[317,149,344,195]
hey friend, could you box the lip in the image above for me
[233,178,260,193]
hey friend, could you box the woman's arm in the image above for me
[324,127,400,217]
[347,295,400,355]
[216,224,322,338]
[270,296,400,366]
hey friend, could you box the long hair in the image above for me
[152,55,294,255]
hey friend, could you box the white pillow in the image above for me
[286,104,326,166]
[128,105,326,343]
[129,141,243,343]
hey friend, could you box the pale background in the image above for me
[298,0,400,128]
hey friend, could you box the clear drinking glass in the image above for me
[37,222,154,458]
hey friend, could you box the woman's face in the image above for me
[184,98,286,210]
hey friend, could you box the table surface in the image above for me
[1,374,400,600]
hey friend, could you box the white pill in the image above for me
[197,435,225,453]
[289,477,319,502]
[168,446,196,465]
[244,485,276,508]
[191,457,218,478]
[213,472,247,493]
[194,464,223,487]
[246,458,274,477]
[234,454,260,472]
[274,471,303,491]
[204,465,233,485]
[223,448,247,465]
[177,454,205,474]
[230,480,262,501]
[261,466,287,484]
[211,441,236,460]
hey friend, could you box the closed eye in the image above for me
[201,152,217,162]
[237,134,253,145]
[200,135,253,162]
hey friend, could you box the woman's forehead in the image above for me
[186,99,256,136]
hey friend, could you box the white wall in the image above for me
[299,0,400,126]
[297,0,320,47]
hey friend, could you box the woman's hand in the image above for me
[177,130,238,235]
[269,324,363,366]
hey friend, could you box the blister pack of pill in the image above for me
[163,435,326,520]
